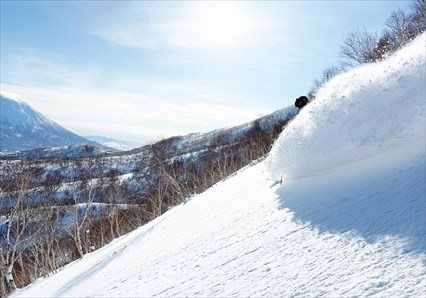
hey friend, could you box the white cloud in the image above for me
[1,82,269,143]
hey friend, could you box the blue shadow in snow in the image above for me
[277,155,426,253]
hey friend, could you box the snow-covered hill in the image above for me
[84,135,142,151]
[0,103,297,207]
[0,93,98,153]
[13,34,426,297]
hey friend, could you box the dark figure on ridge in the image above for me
[295,96,309,109]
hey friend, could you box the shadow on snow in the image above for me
[276,154,426,254]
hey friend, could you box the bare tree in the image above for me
[385,9,414,49]
[0,163,40,295]
[409,0,426,34]
[340,28,378,65]
[310,65,345,98]
[67,159,100,258]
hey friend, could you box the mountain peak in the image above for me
[0,90,26,104]
[0,93,95,153]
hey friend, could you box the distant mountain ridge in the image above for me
[85,135,142,151]
[0,144,115,160]
[0,92,101,153]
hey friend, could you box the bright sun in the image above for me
[178,3,251,48]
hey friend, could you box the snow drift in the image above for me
[268,33,426,180]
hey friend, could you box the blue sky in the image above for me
[0,0,410,142]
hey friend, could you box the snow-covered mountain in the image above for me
[0,93,98,153]
[84,135,142,151]
[14,34,425,297]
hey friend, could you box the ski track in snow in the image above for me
[15,144,425,297]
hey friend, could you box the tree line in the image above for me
[309,0,425,98]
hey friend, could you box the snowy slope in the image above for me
[0,93,97,153]
[13,152,425,297]
[13,34,426,297]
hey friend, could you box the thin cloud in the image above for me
[1,46,102,89]
[1,81,269,143]
[92,2,276,50]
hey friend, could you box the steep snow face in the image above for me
[0,93,94,152]
[13,152,425,297]
[268,33,426,180]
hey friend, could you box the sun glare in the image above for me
[179,3,251,48]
